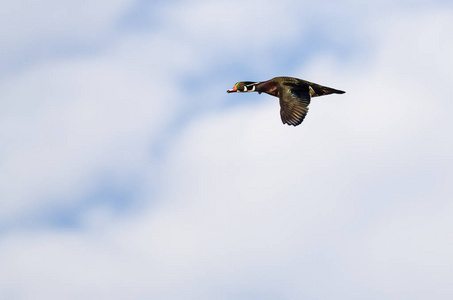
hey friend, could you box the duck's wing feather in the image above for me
[278,84,311,126]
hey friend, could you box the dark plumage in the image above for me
[227,76,345,126]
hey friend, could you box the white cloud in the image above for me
[0,0,453,299]
[0,33,187,220]
[0,0,131,62]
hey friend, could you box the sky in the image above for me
[1,0,453,299]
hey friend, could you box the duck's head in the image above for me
[227,81,257,93]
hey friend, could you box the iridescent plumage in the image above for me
[227,76,345,126]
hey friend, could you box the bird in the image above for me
[226,76,345,126]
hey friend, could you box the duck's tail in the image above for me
[310,83,345,97]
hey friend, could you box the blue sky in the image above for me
[1,0,453,299]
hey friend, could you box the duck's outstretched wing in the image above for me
[278,84,311,126]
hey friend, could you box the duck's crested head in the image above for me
[227,81,256,93]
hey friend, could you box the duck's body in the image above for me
[227,76,345,126]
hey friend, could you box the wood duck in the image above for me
[227,76,345,126]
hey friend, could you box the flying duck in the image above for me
[227,76,345,126]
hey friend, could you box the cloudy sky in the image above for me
[1,0,453,299]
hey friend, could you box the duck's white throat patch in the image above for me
[243,85,255,92]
